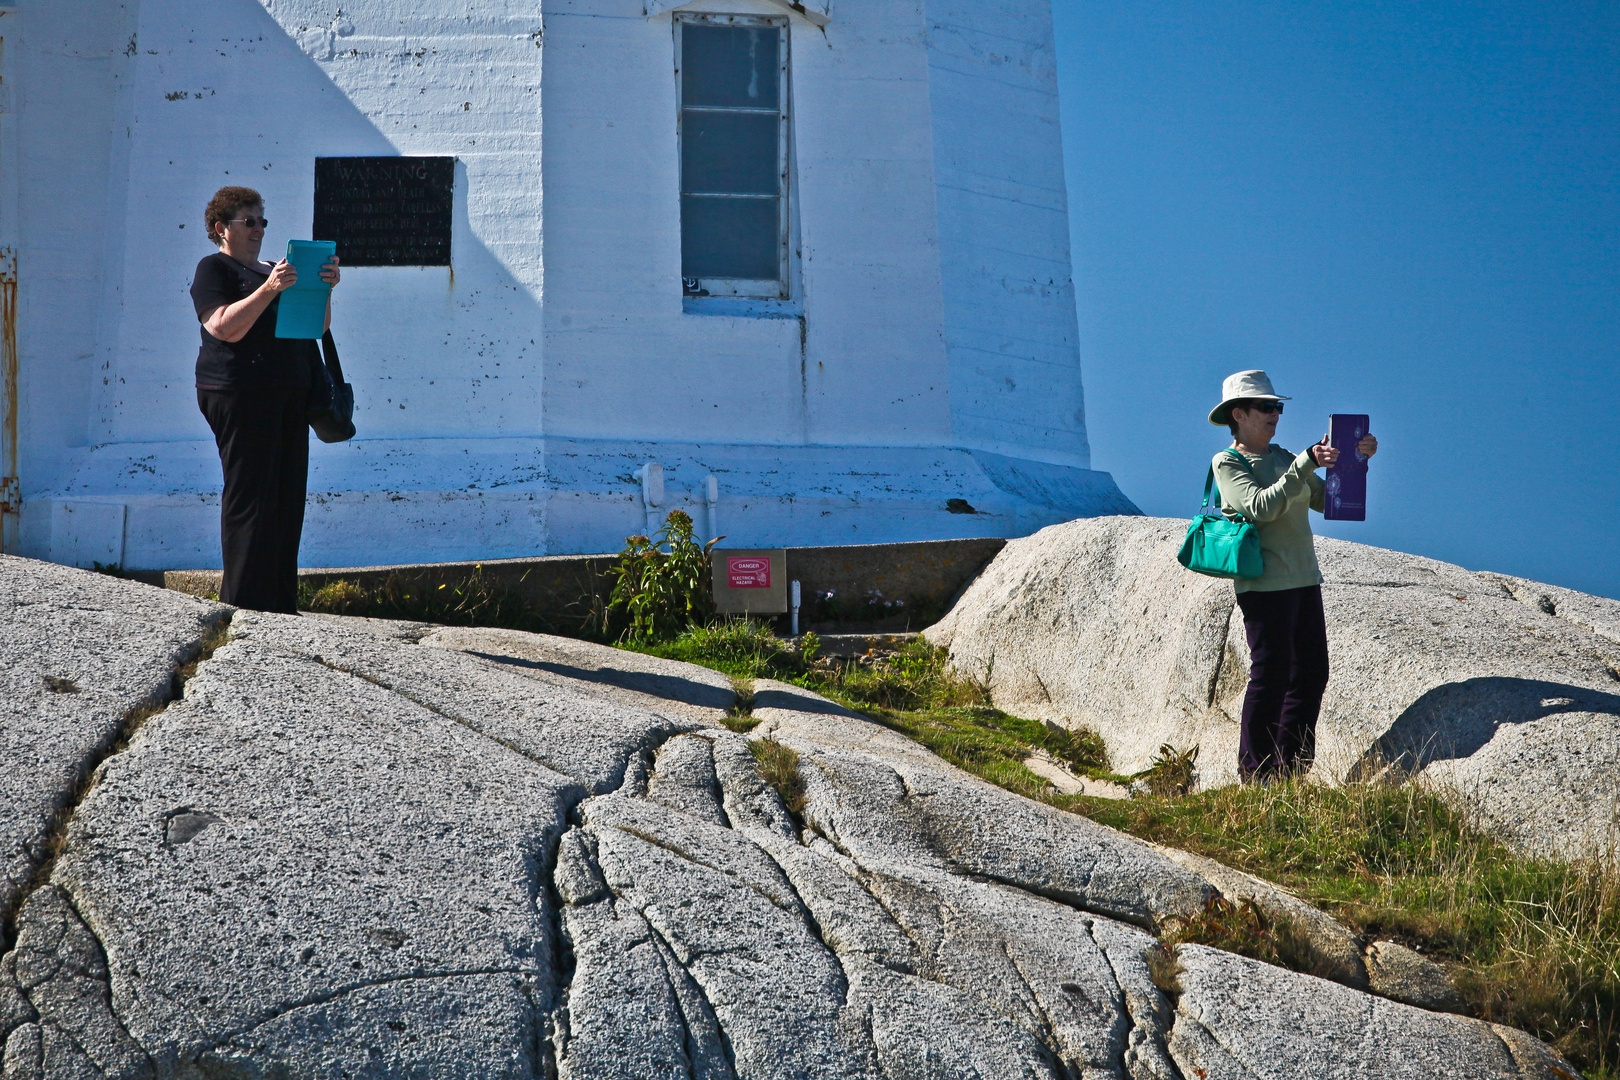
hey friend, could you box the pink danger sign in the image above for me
[727,556,772,589]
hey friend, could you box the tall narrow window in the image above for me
[676,15,789,298]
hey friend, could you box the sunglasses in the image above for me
[1241,401,1284,415]
[227,217,269,229]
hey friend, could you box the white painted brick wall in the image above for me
[9,0,1131,567]
[926,0,1090,468]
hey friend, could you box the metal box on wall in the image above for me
[711,548,788,614]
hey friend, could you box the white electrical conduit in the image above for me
[633,462,664,536]
[706,474,720,546]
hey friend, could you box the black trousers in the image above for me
[198,386,309,614]
[1234,584,1330,780]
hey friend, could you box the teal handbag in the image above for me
[1177,451,1264,580]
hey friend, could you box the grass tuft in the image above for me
[1164,895,1341,982]
[638,618,794,679]
[723,676,760,734]
[750,738,806,817]
[1146,942,1184,998]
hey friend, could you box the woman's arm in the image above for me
[200,259,297,342]
[1213,449,1319,523]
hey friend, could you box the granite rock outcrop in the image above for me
[0,554,1578,1077]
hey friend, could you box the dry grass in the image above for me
[631,622,1112,788]
[750,738,806,817]
[1163,895,1343,982]
[1145,942,1185,997]
[1078,778,1620,1077]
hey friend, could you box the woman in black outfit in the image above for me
[192,186,340,613]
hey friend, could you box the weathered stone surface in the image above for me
[1364,940,1465,1013]
[45,623,578,1076]
[421,625,736,728]
[0,886,151,1080]
[0,569,1579,1078]
[1482,571,1620,647]
[1169,944,1538,1079]
[645,733,731,827]
[926,516,1620,858]
[0,556,227,923]
[581,794,877,1079]
[232,612,697,793]
[1023,752,1129,799]
[751,683,1218,929]
[553,834,715,1080]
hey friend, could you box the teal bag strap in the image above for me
[1205,449,1253,520]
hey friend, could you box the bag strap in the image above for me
[1203,449,1254,517]
[320,330,345,384]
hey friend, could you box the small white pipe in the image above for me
[791,579,801,637]
[705,474,720,544]
[633,462,664,535]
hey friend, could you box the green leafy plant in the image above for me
[605,511,720,644]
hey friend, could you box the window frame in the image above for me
[674,12,791,300]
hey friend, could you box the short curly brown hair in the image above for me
[204,186,263,245]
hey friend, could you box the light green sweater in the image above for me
[1212,445,1325,593]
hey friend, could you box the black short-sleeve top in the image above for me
[190,253,314,390]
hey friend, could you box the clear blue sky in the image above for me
[1053,1,1620,599]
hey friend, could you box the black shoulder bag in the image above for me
[307,330,356,443]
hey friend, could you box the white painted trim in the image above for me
[646,0,828,26]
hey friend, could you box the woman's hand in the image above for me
[263,258,297,293]
[1311,437,1339,467]
[319,256,340,287]
[1358,433,1378,458]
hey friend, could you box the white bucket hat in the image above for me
[1209,369,1291,426]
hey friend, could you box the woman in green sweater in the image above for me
[1209,370,1378,781]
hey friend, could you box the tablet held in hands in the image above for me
[274,239,338,339]
[1324,413,1370,521]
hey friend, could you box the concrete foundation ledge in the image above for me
[18,436,1137,571]
[141,536,1009,635]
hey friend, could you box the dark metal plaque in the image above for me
[313,156,455,266]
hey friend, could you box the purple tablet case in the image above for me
[1324,414,1369,521]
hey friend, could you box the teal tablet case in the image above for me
[274,239,337,339]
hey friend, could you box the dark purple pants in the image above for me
[198,386,309,615]
[1234,584,1329,780]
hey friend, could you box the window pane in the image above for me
[681,195,780,280]
[682,111,779,196]
[681,24,779,110]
